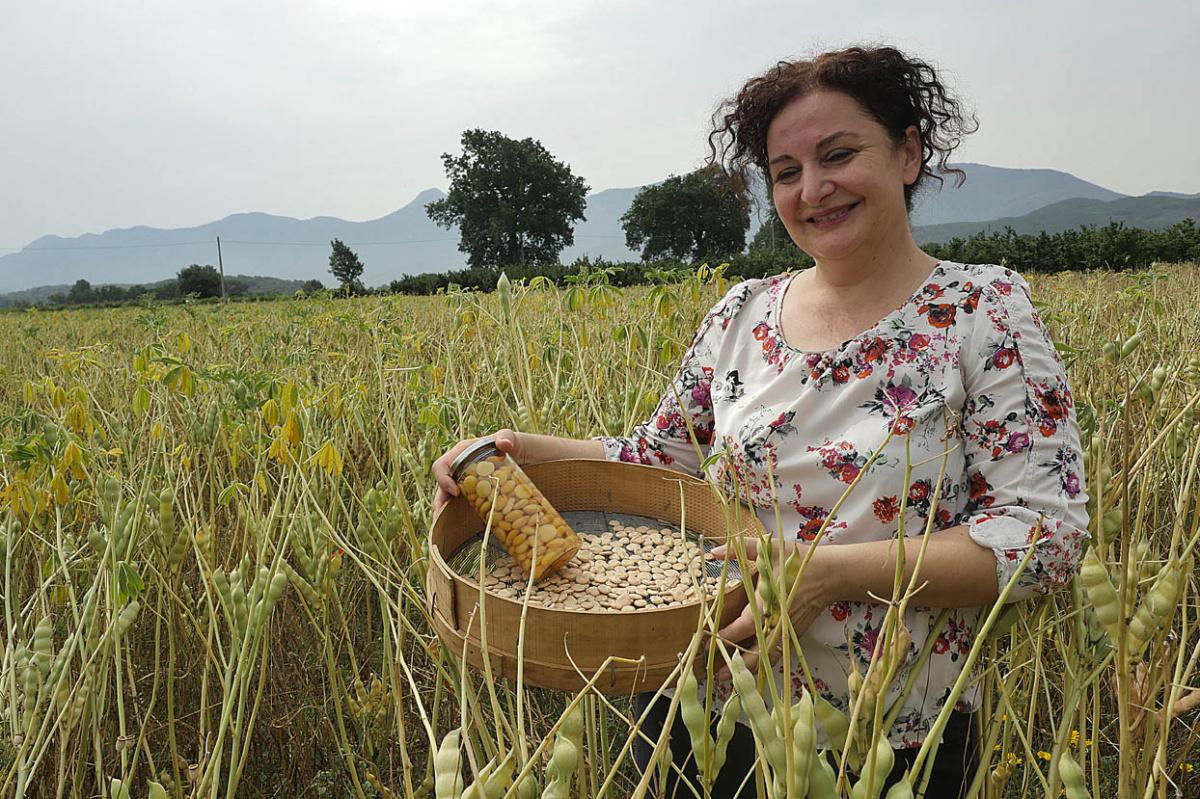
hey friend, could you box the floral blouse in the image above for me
[594,261,1089,747]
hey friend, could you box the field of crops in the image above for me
[2,262,1200,798]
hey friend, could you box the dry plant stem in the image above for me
[911,541,1039,794]
[1118,373,1133,799]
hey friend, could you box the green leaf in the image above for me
[217,482,249,506]
[116,562,145,604]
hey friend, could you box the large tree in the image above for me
[426,129,589,267]
[177,264,222,298]
[749,207,805,255]
[621,165,751,262]
[328,239,365,294]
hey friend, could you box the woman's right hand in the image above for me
[431,428,527,516]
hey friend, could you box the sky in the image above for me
[2,0,1197,249]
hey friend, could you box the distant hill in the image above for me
[908,163,1123,226]
[0,163,1190,292]
[913,194,1200,244]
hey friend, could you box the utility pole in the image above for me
[216,236,227,300]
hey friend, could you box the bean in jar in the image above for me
[450,437,581,581]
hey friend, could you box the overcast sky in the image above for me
[2,0,1197,249]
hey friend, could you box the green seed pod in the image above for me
[808,751,838,799]
[148,781,169,799]
[1102,341,1121,364]
[678,670,713,769]
[22,652,40,719]
[1059,750,1090,799]
[756,541,779,613]
[267,571,288,605]
[1145,564,1181,619]
[1151,365,1167,392]
[883,774,915,799]
[434,728,464,799]
[1134,379,1155,405]
[1120,331,1144,357]
[790,692,815,798]
[33,616,54,678]
[559,701,583,750]
[1126,610,1152,656]
[1133,539,1155,583]
[515,773,538,799]
[730,653,786,772]
[88,527,106,556]
[232,583,249,634]
[1102,508,1123,537]
[102,476,121,509]
[168,531,189,568]
[549,737,579,779]
[1079,549,1120,637]
[109,777,131,799]
[468,751,515,799]
[115,600,140,637]
[212,568,232,605]
[712,695,741,776]
[852,736,895,799]
[814,694,850,755]
[1128,560,1182,658]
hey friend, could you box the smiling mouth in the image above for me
[806,202,860,225]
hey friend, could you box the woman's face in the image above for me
[766,89,921,266]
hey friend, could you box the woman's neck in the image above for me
[807,231,937,295]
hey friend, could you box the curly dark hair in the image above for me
[707,45,979,213]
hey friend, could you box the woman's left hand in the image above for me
[709,537,840,680]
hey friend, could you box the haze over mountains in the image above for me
[1,163,1197,293]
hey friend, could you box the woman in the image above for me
[432,45,1089,798]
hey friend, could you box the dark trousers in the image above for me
[633,692,979,798]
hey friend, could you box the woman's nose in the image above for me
[799,169,834,208]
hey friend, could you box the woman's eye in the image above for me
[775,168,799,182]
[826,149,854,162]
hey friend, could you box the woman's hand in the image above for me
[431,428,527,516]
[709,537,840,680]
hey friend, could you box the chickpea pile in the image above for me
[471,520,740,611]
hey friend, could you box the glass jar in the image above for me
[449,437,581,581]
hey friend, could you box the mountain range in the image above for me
[1,163,1196,293]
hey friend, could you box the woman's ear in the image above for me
[901,125,922,186]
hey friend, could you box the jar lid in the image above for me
[449,436,501,481]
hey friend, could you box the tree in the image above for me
[328,239,365,294]
[621,165,751,262]
[749,208,798,253]
[177,264,222,298]
[301,279,325,295]
[426,129,589,267]
[67,279,95,304]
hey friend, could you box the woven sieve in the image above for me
[447,510,743,583]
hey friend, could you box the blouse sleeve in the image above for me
[591,281,746,479]
[959,270,1090,602]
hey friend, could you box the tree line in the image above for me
[38,266,327,308]
[384,218,1200,295]
[24,126,1200,305]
